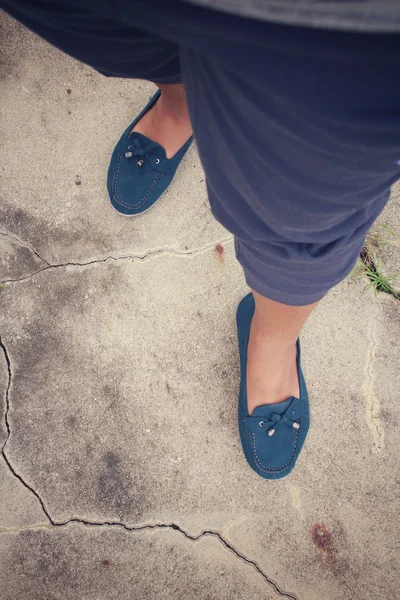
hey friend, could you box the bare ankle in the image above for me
[157,94,190,121]
[132,87,192,158]
[157,83,189,118]
[246,323,299,413]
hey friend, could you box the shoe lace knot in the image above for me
[124,139,160,167]
[258,409,300,437]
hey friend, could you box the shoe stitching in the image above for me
[249,430,299,473]
[112,153,162,210]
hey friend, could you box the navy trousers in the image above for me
[2,0,400,304]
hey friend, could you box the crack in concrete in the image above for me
[55,519,299,600]
[1,515,298,599]
[0,335,12,441]
[1,236,233,285]
[0,239,297,598]
[0,336,56,522]
[0,230,51,268]
[0,503,299,599]
[0,334,297,599]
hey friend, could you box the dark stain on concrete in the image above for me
[104,451,120,470]
[11,530,82,598]
[380,408,398,426]
[97,451,139,518]
[0,206,31,230]
[67,415,77,429]
[0,201,110,264]
[311,522,350,580]
[16,326,64,391]
[86,443,93,457]
[312,522,332,552]
[214,244,224,262]
[103,383,121,411]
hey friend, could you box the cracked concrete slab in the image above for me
[0,524,277,600]
[0,246,245,527]
[1,9,400,600]
[0,457,48,530]
[1,341,47,530]
[0,14,227,270]
[1,248,399,599]
[0,231,48,281]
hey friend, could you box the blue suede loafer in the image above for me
[237,293,310,480]
[107,90,193,216]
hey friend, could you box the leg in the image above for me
[4,1,400,479]
[0,0,182,83]
[172,14,400,433]
[247,293,318,415]
[160,6,400,476]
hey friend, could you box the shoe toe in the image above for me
[243,415,308,479]
[108,149,164,215]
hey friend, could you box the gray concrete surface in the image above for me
[376,182,400,289]
[1,12,399,600]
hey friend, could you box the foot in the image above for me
[133,90,193,159]
[107,90,193,216]
[237,293,310,480]
[246,315,300,416]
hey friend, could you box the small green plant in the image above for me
[362,263,400,298]
[355,224,400,300]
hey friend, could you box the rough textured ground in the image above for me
[1,12,399,600]
[375,182,400,291]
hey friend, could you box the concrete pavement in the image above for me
[1,12,399,600]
